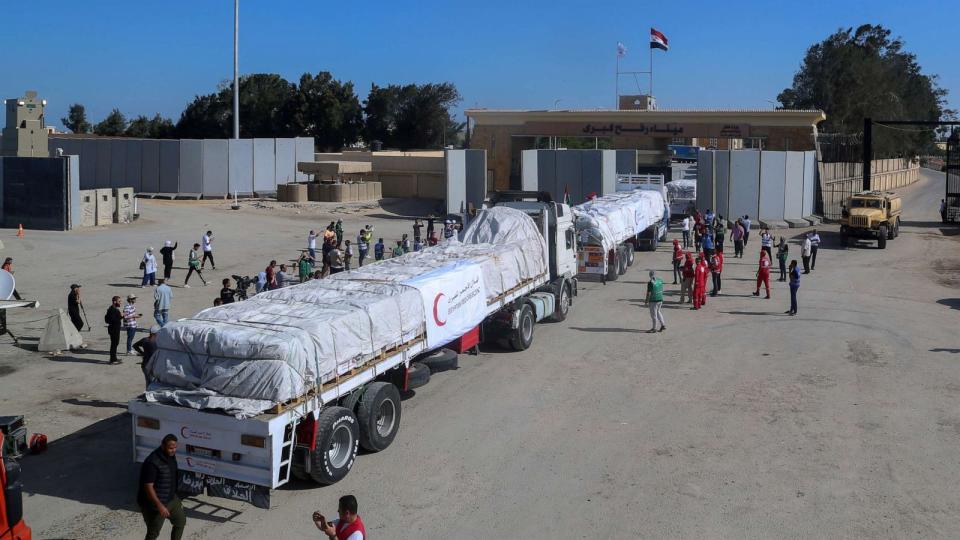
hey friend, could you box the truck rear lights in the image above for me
[241,434,266,448]
[136,416,160,430]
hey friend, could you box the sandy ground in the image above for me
[2,170,959,539]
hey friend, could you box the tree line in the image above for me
[61,72,465,151]
[777,24,953,157]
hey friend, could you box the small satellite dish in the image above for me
[0,270,15,300]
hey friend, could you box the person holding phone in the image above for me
[313,495,365,539]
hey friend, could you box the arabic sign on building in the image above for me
[581,123,686,136]
[515,122,752,139]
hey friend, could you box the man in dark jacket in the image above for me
[67,284,84,332]
[159,241,178,280]
[105,295,123,364]
[138,434,186,540]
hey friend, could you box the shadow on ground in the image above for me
[936,298,960,310]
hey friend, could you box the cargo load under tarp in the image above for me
[572,190,665,251]
[667,179,696,200]
[145,206,546,418]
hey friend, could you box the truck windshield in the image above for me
[851,199,881,208]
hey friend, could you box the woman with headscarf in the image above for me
[141,247,157,287]
[776,237,789,281]
[159,240,178,280]
[752,248,771,299]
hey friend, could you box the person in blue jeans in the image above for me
[786,260,800,316]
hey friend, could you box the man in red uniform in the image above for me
[671,239,683,284]
[753,249,772,299]
[313,494,365,539]
[709,247,724,296]
[692,254,708,310]
[679,252,695,304]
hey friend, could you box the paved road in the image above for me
[7,170,960,539]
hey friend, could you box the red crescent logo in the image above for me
[433,293,446,326]
[180,426,189,438]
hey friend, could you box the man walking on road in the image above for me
[68,284,84,332]
[154,279,173,327]
[105,295,123,364]
[801,233,812,274]
[335,219,344,246]
[715,216,726,251]
[808,230,821,270]
[731,219,745,258]
[786,260,801,316]
[141,247,157,287]
[681,215,691,248]
[753,249,772,299]
[692,255,708,310]
[122,294,143,355]
[201,230,215,270]
[184,244,207,287]
[139,434,187,540]
[709,248,724,296]
[742,215,752,246]
[760,229,773,260]
[307,230,318,263]
[776,237,789,281]
[644,270,666,333]
[357,229,370,267]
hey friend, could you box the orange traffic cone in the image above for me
[16,224,24,238]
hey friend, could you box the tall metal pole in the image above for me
[233,0,239,139]
[615,52,619,108]
[649,46,653,96]
[863,117,872,191]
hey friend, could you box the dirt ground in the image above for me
[2,169,959,539]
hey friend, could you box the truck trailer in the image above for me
[129,205,578,508]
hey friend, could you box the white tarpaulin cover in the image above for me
[667,179,696,200]
[572,190,665,251]
[145,206,546,418]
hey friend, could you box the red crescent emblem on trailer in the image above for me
[433,293,446,326]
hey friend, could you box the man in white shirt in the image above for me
[201,230,215,270]
[141,247,158,287]
[307,230,318,261]
[681,216,691,248]
[808,229,821,270]
[801,234,812,274]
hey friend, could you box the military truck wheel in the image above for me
[893,218,900,238]
[878,225,888,249]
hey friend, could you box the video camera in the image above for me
[231,275,256,301]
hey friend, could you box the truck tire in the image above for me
[648,232,658,252]
[356,382,402,452]
[417,348,458,373]
[407,362,431,389]
[309,407,359,485]
[510,304,535,351]
[878,225,887,249]
[550,282,571,322]
[893,218,900,238]
[626,244,635,266]
[617,250,627,275]
[605,259,619,281]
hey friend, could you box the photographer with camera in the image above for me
[219,278,235,304]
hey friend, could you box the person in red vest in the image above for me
[314,495,365,540]
[753,249,772,299]
[709,247,724,296]
[671,239,683,284]
[679,252,695,304]
[692,254,708,310]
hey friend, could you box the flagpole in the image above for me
[649,45,653,96]
[615,49,620,108]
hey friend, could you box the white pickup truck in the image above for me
[129,203,577,508]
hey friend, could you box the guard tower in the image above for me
[1,90,48,157]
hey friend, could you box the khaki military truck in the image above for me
[839,191,902,249]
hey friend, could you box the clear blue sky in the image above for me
[2,0,956,130]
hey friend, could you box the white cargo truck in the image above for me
[573,186,667,282]
[129,205,577,508]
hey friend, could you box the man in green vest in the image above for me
[644,270,666,333]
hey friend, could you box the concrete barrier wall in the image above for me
[79,189,96,228]
[817,158,919,218]
[95,188,114,226]
[0,157,70,230]
[115,187,135,223]
[48,136,311,197]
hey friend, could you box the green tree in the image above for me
[778,24,951,156]
[61,103,91,134]
[125,114,176,138]
[365,83,462,150]
[290,72,362,151]
[176,92,230,138]
[93,108,127,136]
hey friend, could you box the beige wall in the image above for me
[311,151,446,200]
[818,158,920,218]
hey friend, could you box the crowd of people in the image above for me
[647,209,819,331]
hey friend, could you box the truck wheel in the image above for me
[649,233,658,252]
[407,362,431,389]
[617,250,627,275]
[886,222,896,240]
[357,382,402,452]
[893,218,900,238]
[878,225,888,249]
[551,282,571,322]
[510,304,535,351]
[309,407,359,485]
[417,348,458,373]
[626,244,635,266]
[605,259,619,281]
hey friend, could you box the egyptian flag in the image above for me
[650,28,669,51]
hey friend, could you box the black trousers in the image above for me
[673,259,682,283]
[109,329,120,362]
[163,263,173,279]
[711,272,721,295]
[762,246,772,259]
[810,246,818,270]
[70,312,83,331]
[201,251,215,269]
[734,240,744,257]
[802,255,810,273]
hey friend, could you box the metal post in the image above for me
[863,117,872,191]
[615,53,620,108]
[649,46,653,96]
[233,0,240,139]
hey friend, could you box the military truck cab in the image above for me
[840,191,902,249]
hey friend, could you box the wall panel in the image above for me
[202,139,229,196]
[759,151,787,220]
[714,151,729,219]
[802,151,816,216]
[178,140,203,194]
[728,150,760,221]
[109,139,127,188]
[783,152,805,219]
[228,139,253,194]
[697,150,714,212]
[253,138,275,192]
[95,140,111,188]
[140,140,160,193]
[124,140,143,192]
[274,138,296,185]
[294,137,314,181]
[158,140,180,193]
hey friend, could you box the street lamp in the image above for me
[233,0,239,139]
